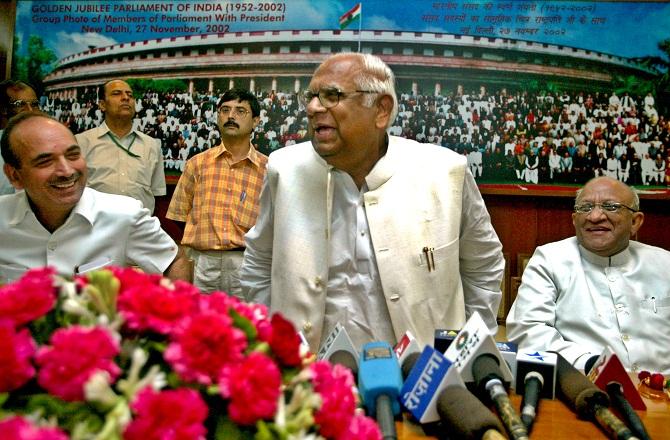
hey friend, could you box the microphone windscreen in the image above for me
[472,353,502,390]
[555,353,609,418]
[329,349,359,376]
[437,386,504,440]
[401,352,421,380]
[584,355,600,375]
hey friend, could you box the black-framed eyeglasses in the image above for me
[218,106,250,117]
[299,87,377,109]
[574,201,638,214]
[10,99,40,110]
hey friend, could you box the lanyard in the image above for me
[107,132,140,158]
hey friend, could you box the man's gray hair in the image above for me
[575,178,640,211]
[323,52,399,129]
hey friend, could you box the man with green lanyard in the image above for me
[76,79,165,214]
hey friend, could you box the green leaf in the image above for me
[213,416,254,440]
[25,394,104,434]
[229,308,257,342]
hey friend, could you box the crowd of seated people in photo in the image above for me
[42,85,670,186]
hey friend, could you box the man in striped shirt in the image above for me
[167,88,268,296]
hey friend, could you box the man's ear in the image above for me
[375,94,394,129]
[98,99,107,112]
[630,211,644,237]
[3,163,24,190]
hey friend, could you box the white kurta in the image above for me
[507,237,670,374]
[241,136,504,350]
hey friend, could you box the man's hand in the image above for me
[164,246,193,282]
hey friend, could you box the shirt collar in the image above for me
[579,243,632,268]
[365,134,395,191]
[8,191,31,226]
[8,188,94,227]
[72,187,96,226]
[97,121,137,139]
[216,142,263,167]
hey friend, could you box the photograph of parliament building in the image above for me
[43,28,656,98]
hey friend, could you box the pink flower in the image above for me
[0,320,36,393]
[337,414,382,440]
[111,267,163,288]
[200,292,271,339]
[35,325,120,401]
[0,267,56,328]
[117,276,199,335]
[263,314,302,367]
[165,311,247,385]
[219,352,281,426]
[0,415,68,440]
[124,387,207,440]
[311,361,357,438]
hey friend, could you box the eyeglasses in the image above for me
[299,87,377,109]
[10,99,40,110]
[218,106,250,117]
[574,201,638,214]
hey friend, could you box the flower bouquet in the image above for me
[0,267,381,440]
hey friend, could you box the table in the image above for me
[396,385,670,439]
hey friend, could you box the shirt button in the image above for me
[390,294,400,302]
[302,321,312,333]
[47,242,56,251]
[631,363,639,372]
[622,334,630,342]
[314,276,323,288]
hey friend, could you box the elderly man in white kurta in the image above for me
[507,176,670,375]
[240,53,504,351]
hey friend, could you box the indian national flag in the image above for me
[339,3,362,29]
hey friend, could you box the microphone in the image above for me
[496,341,519,389]
[584,354,600,376]
[434,328,460,353]
[585,347,650,440]
[329,349,359,376]
[515,351,557,432]
[401,348,505,439]
[400,345,465,423]
[472,353,529,440]
[519,372,543,431]
[436,385,506,440]
[443,312,513,386]
[393,330,422,367]
[585,346,646,410]
[606,382,651,440]
[554,353,640,440]
[316,322,359,370]
[358,341,403,440]
[400,352,421,380]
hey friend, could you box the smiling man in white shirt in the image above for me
[507,176,670,374]
[0,112,189,283]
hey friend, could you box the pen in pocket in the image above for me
[423,246,436,272]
